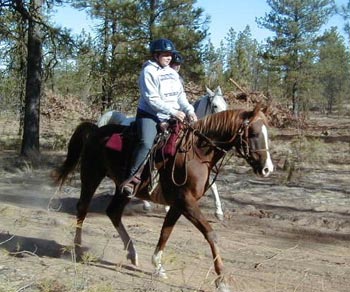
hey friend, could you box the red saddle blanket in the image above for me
[105,121,182,157]
[105,133,123,152]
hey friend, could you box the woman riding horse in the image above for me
[52,103,274,292]
[120,38,197,198]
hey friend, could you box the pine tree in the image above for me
[257,0,334,117]
[338,0,350,47]
[316,28,350,113]
[72,0,209,112]
[0,0,76,157]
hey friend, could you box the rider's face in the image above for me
[171,63,181,72]
[156,52,172,67]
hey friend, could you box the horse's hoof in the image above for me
[215,277,231,292]
[215,212,224,221]
[154,266,168,279]
[127,252,139,266]
[143,201,152,211]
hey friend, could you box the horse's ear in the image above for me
[206,87,214,96]
[215,86,222,96]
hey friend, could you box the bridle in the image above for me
[189,117,270,161]
[169,116,270,187]
[235,118,270,162]
[204,94,216,114]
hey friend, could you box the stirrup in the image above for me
[121,183,135,198]
[120,176,141,198]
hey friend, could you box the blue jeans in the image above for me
[128,114,158,177]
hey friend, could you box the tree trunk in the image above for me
[21,0,42,157]
[292,82,299,118]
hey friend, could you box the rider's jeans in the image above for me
[128,115,158,177]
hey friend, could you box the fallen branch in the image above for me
[0,234,15,245]
[229,78,248,95]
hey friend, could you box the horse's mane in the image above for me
[194,110,243,137]
[193,107,268,138]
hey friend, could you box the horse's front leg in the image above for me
[106,191,138,266]
[152,206,182,278]
[181,196,231,291]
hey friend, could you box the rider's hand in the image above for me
[174,111,186,122]
[188,113,198,122]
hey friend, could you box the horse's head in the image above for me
[236,104,274,177]
[206,86,227,114]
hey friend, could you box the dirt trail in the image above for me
[1,114,350,292]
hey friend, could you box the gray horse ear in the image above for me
[206,87,214,96]
[215,86,222,96]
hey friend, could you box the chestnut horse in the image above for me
[97,86,227,219]
[52,104,273,291]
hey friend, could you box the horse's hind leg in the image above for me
[74,171,104,259]
[210,182,224,221]
[106,192,139,266]
[152,207,182,278]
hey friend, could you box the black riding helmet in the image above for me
[171,51,184,65]
[150,38,176,54]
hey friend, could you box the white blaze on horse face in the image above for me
[261,124,274,176]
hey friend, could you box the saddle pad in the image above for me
[106,133,123,152]
[162,122,181,157]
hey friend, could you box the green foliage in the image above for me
[1,0,350,145]
[67,0,209,112]
[224,26,260,89]
[257,0,335,116]
[202,40,226,88]
[314,28,350,113]
[338,0,350,47]
[280,135,330,182]
[37,279,68,292]
[291,136,329,165]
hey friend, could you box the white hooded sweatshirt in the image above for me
[137,60,195,121]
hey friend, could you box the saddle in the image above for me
[105,119,183,159]
[104,119,185,195]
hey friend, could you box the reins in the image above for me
[168,115,270,188]
[165,113,270,189]
[170,121,230,187]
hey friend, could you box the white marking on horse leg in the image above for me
[215,276,232,292]
[152,249,168,278]
[261,125,274,176]
[210,183,224,220]
[142,200,152,211]
[116,222,138,266]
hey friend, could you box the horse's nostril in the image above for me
[262,167,270,176]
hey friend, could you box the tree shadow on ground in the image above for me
[0,232,67,258]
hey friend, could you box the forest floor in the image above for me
[0,112,350,292]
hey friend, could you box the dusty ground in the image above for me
[0,113,350,292]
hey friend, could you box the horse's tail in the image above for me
[51,122,98,188]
